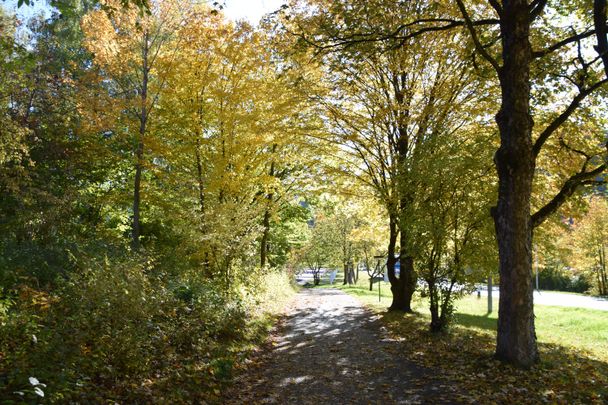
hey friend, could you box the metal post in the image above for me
[535,244,539,291]
[488,276,493,314]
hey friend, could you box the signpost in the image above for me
[370,255,400,302]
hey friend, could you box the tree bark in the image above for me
[398,232,416,312]
[343,262,354,285]
[492,0,539,368]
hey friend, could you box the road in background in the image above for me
[476,288,608,311]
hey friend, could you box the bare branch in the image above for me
[286,17,499,53]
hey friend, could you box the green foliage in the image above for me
[0,256,293,402]
[3,0,608,396]
[538,264,592,293]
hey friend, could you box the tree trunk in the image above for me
[399,242,416,311]
[387,214,412,311]
[389,212,416,312]
[493,0,539,368]
[488,276,493,314]
[195,137,205,216]
[594,0,608,78]
[132,144,143,251]
[132,31,149,251]
[260,208,271,267]
[260,145,276,267]
[429,280,441,332]
[344,262,354,285]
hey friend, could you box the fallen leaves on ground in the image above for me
[380,311,607,404]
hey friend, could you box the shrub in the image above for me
[538,267,592,293]
[0,255,273,403]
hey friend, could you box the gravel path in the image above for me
[225,288,457,404]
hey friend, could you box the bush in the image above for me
[0,255,270,403]
[538,267,592,293]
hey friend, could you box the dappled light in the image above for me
[1,0,607,402]
[225,288,459,403]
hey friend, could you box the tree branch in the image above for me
[529,0,548,22]
[287,17,499,53]
[533,29,597,58]
[488,0,503,16]
[532,162,607,228]
[455,0,501,74]
[532,78,608,158]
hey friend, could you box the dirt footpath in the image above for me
[225,288,459,404]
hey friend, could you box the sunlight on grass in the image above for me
[317,272,608,362]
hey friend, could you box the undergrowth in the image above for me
[0,258,295,404]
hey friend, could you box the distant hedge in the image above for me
[537,267,592,293]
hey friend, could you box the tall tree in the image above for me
[454,0,608,367]
[281,0,491,311]
[81,0,185,250]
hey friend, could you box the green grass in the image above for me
[317,273,608,362]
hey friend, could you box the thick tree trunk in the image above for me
[343,262,354,285]
[387,215,398,303]
[429,280,441,332]
[389,256,415,312]
[493,0,539,368]
[390,200,416,312]
[594,0,608,77]
[387,214,412,311]
[398,232,416,311]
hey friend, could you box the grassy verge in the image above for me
[318,273,608,403]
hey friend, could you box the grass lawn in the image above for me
[319,273,607,361]
[314,272,607,403]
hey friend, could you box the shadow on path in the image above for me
[225,288,458,404]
